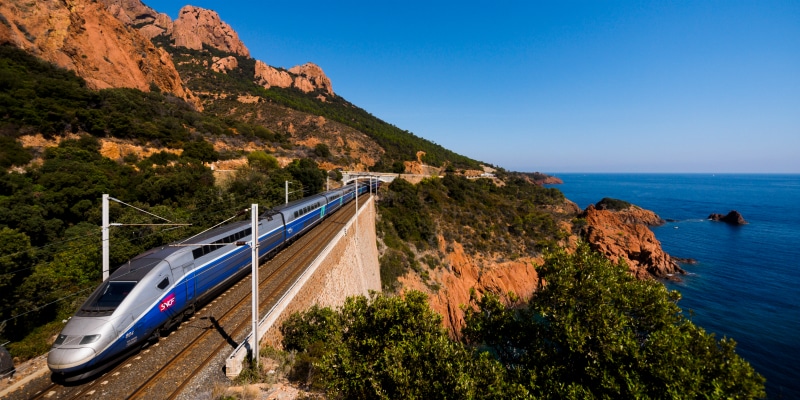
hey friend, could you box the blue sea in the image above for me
[550,174,800,399]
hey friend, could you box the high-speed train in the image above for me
[48,180,378,381]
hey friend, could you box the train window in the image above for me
[294,211,298,218]
[157,277,169,290]
[192,248,203,259]
[94,281,137,309]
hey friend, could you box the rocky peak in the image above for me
[254,61,335,97]
[100,0,172,40]
[0,0,200,108]
[171,5,249,57]
[288,63,334,95]
[254,60,293,88]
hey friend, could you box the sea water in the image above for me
[550,174,800,399]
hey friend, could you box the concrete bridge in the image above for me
[341,171,439,185]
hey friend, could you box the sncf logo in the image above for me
[159,293,176,312]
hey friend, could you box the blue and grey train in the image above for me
[47,180,378,381]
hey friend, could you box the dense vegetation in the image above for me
[157,41,480,170]
[279,244,765,399]
[0,48,332,355]
[0,45,286,150]
[0,133,327,357]
[595,197,634,211]
[376,174,567,291]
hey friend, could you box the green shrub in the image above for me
[595,197,633,211]
[463,243,766,399]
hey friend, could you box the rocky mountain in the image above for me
[171,5,250,57]
[100,0,334,97]
[102,1,249,57]
[0,0,198,107]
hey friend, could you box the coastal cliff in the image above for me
[399,236,544,336]
[579,201,686,280]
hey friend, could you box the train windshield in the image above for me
[78,281,137,315]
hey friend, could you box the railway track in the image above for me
[16,198,368,400]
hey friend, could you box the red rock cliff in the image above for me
[0,0,199,108]
[101,1,335,98]
[400,236,541,336]
[170,5,249,57]
[579,204,685,280]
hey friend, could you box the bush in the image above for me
[313,143,331,159]
[182,139,218,162]
[595,197,633,211]
[282,291,525,399]
[247,150,279,171]
[0,136,32,168]
[463,243,766,399]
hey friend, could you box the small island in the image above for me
[708,210,747,225]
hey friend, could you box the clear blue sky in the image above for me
[147,1,799,173]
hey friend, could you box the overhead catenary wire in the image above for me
[0,189,306,330]
[0,287,95,327]
[0,200,256,280]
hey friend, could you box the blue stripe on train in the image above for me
[84,227,286,371]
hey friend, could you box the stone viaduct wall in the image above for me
[226,196,380,377]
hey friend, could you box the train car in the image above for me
[278,193,328,243]
[47,181,377,381]
[47,216,281,381]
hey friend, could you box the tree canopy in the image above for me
[463,244,766,399]
[281,244,765,399]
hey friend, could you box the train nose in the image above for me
[47,317,113,373]
[48,346,97,371]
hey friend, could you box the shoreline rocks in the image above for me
[708,210,747,225]
[579,201,687,281]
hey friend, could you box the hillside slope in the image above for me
[0,0,198,107]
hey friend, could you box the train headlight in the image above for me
[80,334,101,345]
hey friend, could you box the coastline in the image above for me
[550,173,800,399]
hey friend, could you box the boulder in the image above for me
[708,210,747,225]
[211,56,238,73]
[254,61,293,89]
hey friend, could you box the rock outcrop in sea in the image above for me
[708,210,747,225]
[579,201,686,280]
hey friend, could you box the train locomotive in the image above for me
[48,180,378,381]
